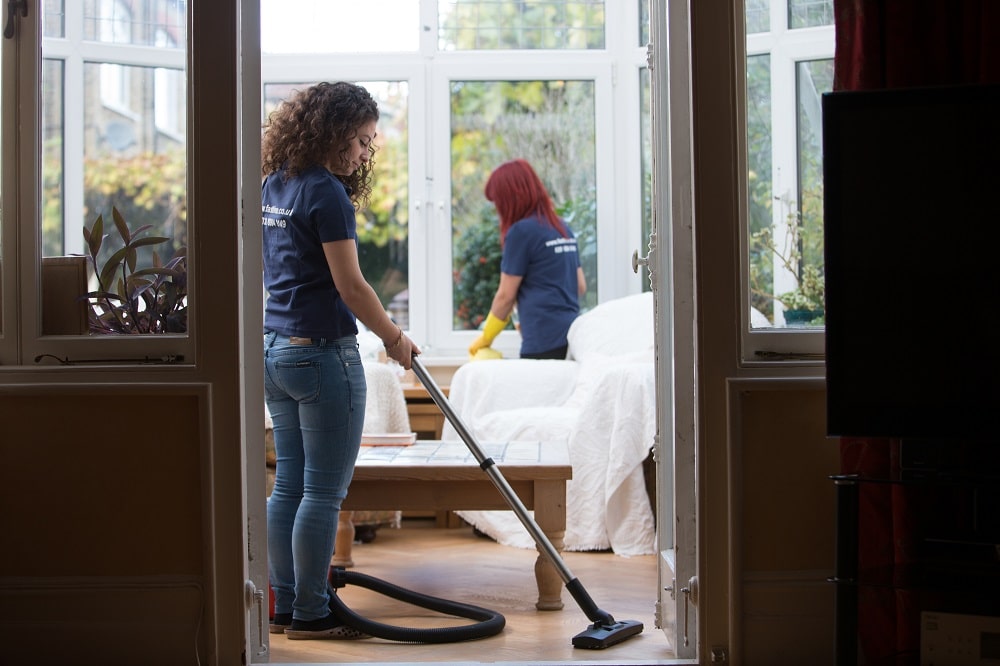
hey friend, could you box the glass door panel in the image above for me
[40,0,188,337]
[742,0,833,359]
[746,57,832,330]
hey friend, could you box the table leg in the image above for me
[532,479,566,610]
[332,510,354,568]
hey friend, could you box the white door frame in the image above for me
[239,0,269,659]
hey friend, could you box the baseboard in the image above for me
[0,575,204,665]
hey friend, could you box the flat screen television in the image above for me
[823,83,1000,439]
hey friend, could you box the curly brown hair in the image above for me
[261,81,379,209]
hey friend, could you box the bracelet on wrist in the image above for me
[383,327,403,352]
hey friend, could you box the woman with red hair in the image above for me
[469,159,587,359]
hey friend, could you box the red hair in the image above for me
[484,159,567,243]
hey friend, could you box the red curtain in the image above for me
[833,2,1000,663]
[834,0,1000,91]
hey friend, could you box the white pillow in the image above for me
[567,292,654,363]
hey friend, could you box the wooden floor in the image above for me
[267,517,680,665]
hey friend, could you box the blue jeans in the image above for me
[263,331,367,621]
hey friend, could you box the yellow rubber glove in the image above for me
[468,311,510,356]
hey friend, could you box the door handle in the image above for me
[631,249,649,274]
[4,0,28,39]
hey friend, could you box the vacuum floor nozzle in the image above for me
[571,619,644,649]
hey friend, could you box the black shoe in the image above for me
[284,613,370,640]
[269,612,292,634]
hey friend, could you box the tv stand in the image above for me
[832,470,1000,665]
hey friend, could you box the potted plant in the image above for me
[750,206,825,326]
[82,206,187,334]
[777,263,825,325]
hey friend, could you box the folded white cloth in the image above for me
[361,362,410,435]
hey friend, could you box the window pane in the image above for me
[361,83,410,330]
[746,54,773,326]
[154,29,185,137]
[41,0,188,336]
[261,1,419,54]
[262,81,411,329]
[80,62,187,246]
[746,56,833,330]
[639,0,649,46]
[790,58,833,326]
[41,60,64,258]
[439,0,605,50]
[80,63,187,334]
[788,0,833,29]
[743,0,833,343]
[83,0,186,47]
[44,0,65,38]
[449,80,597,331]
[746,0,770,34]
[640,67,652,291]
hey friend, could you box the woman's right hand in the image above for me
[383,329,420,369]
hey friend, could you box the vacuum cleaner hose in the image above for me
[328,567,506,643]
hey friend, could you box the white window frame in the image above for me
[427,55,620,356]
[258,1,649,358]
[740,1,834,364]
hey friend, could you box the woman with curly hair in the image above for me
[261,81,418,640]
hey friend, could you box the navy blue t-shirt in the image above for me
[261,165,359,339]
[501,216,581,355]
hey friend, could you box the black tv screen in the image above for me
[823,83,1000,439]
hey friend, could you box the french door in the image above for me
[243,1,683,661]
[651,0,698,660]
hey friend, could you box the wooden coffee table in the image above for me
[338,439,572,610]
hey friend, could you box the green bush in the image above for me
[453,219,503,330]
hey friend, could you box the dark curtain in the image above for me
[834,0,1000,91]
[833,2,1000,663]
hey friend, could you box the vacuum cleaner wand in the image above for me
[409,355,644,649]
